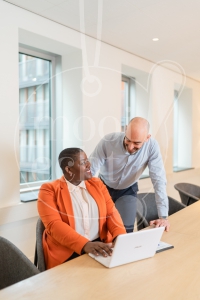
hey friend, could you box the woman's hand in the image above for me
[83,241,113,257]
[112,236,118,248]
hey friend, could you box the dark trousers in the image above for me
[104,182,138,233]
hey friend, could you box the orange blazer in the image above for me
[38,176,126,269]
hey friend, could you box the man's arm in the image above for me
[148,140,170,231]
[89,138,107,176]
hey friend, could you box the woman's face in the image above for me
[65,151,92,183]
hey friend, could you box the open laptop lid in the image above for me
[89,227,164,268]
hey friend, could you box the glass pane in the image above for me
[19,53,51,184]
[121,80,129,132]
[173,88,192,171]
[173,90,178,169]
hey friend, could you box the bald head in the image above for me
[124,117,151,154]
[128,117,149,134]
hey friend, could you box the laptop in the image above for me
[88,227,164,268]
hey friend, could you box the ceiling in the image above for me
[4,0,200,81]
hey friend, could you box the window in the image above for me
[121,76,136,132]
[19,52,52,186]
[121,76,130,132]
[173,88,193,172]
[173,90,179,170]
[121,70,150,179]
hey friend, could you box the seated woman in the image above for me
[38,148,126,269]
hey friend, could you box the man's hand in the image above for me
[149,218,170,232]
[83,241,113,257]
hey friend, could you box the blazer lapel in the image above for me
[59,176,75,229]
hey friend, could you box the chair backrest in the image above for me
[0,236,40,290]
[174,183,200,206]
[136,193,186,230]
[115,195,137,233]
[34,218,46,272]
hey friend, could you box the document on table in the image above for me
[156,241,174,253]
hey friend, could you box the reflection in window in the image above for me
[19,53,51,184]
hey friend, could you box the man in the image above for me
[90,117,170,232]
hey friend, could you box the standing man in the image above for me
[90,117,170,232]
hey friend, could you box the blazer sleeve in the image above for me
[99,181,126,239]
[38,183,89,255]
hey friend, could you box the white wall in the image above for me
[62,50,83,149]
[0,1,200,260]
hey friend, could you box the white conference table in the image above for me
[1,201,200,300]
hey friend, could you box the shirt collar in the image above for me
[65,177,86,192]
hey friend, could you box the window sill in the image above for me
[20,190,39,203]
[173,167,194,173]
[139,175,150,180]
[20,179,48,192]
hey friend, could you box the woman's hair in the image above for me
[58,148,83,173]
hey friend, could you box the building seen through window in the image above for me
[19,53,51,184]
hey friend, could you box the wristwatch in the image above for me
[159,216,168,219]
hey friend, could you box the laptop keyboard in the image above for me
[96,254,112,267]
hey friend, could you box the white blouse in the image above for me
[65,179,99,241]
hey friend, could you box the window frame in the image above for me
[173,88,193,172]
[121,74,149,179]
[121,75,136,129]
[19,47,56,192]
[121,75,131,132]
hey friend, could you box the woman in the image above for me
[38,148,126,269]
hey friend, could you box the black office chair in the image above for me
[174,182,200,206]
[136,193,186,231]
[0,236,40,290]
[115,195,137,233]
[34,218,46,272]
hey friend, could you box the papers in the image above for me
[156,241,174,253]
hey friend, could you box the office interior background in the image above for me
[0,0,200,261]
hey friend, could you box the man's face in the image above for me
[124,126,150,154]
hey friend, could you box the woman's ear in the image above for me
[65,166,72,176]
